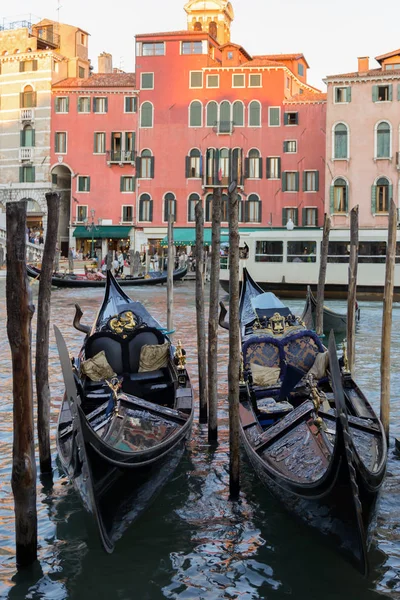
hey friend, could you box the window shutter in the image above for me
[105,98,108,113]
[174,200,177,222]
[19,166,23,182]
[266,158,271,179]
[282,172,287,192]
[371,185,377,214]
[78,98,82,112]
[87,177,90,192]
[258,157,263,178]
[164,198,168,221]
[213,149,219,185]
[20,130,24,147]
[20,92,24,108]
[294,112,299,125]
[389,84,393,101]
[284,113,289,125]
[295,172,299,191]
[133,97,137,112]
[372,86,378,102]
[283,141,287,153]
[66,97,69,112]
[185,155,190,178]
[54,132,57,152]
[31,129,35,147]
[258,199,262,223]
[389,184,393,202]
[135,157,141,177]
[277,158,281,178]
[19,62,24,72]
[315,170,319,191]
[32,60,38,71]
[120,177,124,192]
[139,198,143,221]
[347,87,352,102]
[244,201,249,223]
[302,207,306,226]
[345,183,349,212]
[93,98,97,112]
[149,200,153,222]
[294,208,299,226]
[93,133,96,152]
[132,176,136,191]
[314,208,318,226]
[282,208,287,226]
[32,92,37,107]
[330,186,335,214]
[302,171,307,191]
[244,157,250,179]
[150,156,155,178]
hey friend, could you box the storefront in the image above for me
[72,225,133,261]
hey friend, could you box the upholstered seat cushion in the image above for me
[85,335,124,374]
[250,363,280,387]
[139,342,170,372]
[81,350,116,382]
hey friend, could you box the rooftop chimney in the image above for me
[358,56,369,73]
[98,52,112,74]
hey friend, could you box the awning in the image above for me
[160,228,229,247]
[73,225,132,239]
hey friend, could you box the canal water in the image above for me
[0,279,399,600]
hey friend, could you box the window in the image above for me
[287,241,316,262]
[284,112,298,125]
[80,33,87,46]
[92,132,105,154]
[188,71,203,89]
[358,242,387,264]
[78,66,85,78]
[334,123,348,159]
[298,63,304,76]
[282,208,298,226]
[266,157,281,179]
[141,73,154,89]
[249,73,261,87]
[232,73,245,88]
[283,140,297,153]
[268,106,280,127]
[282,171,299,192]
[77,176,90,192]
[303,171,319,192]
[206,74,219,88]
[186,148,202,178]
[330,178,348,214]
[238,194,244,222]
[372,177,391,214]
[122,205,133,222]
[219,148,230,185]
[93,97,108,113]
[125,97,137,113]
[137,149,154,178]
[19,60,37,72]
[55,97,69,113]
[21,125,35,147]
[164,192,176,222]
[335,86,351,103]
[142,42,165,56]
[140,102,153,128]
[76,205,88,222]
[219,101,232,133]
[232,101,244,126]
[19,165,35,183]
[20,86,36,108]
[206,101,218,127]
[246,149,262,179]
[249,101,261,127]
[245,194,261,223]
[138,193,153,221]
[227,51,233,60]
[255,241,283,263]
[182,41,203,55]
[189,100,202,127]
[55,132,67,154]
[376,121,391,158]
[188,193,200,222]
[231,148,244,186]
[78,97,90,113]
[303,207,318,227]
[372,84,392,102]
[385,64,400,70]
[120,177,134,192]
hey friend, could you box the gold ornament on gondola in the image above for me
[174,339,186,370]
[109,311,136,335]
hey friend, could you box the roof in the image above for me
[285,90,327,103]
[325,67,400,80]
[254,53,310,68]
[136,30,208,38]
[375,48,400,63]
[242,57,285,68]
[219,42,252,60]
[53,73,136,88]
[73,225,132,239]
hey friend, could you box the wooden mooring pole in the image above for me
[228,183,240,498]
[347,205,359,373]
[380,199,396,440]
[195,199,208,423]
[208,187,221,442]
[36,192,60,475]
[315,214,331,336]
[167,210,174,333]
[6,200,37,567]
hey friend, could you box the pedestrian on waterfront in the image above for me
[153,251,159,271]
[117,250,124,275]
[113,253,119,276]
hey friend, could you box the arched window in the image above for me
[138,193,153,221]
[334,123,348,159]
[209,21,217,39]
[221,193,229,222]
[189,100,202,127]
[232,148,244,186]
[237,194,244,222]
[21,124,35,147]
[232,101,244,127]
[372,177,391,214]
[21,85,36,108]
[246,194,261,223]
[138,149,154,178]
[194,21,202,31]
[249,101,261,127]
[219,101,231,133]
[330,178,348,214]
[186,148,202,178]
[247,148,261,178]
[206,148,217,185]
[140,101,153,128]
[205,193,213,222]
[164,192,176,222]
[220,148,230,185]
[206,101,218,127]
[188,193,200,222]
[376,121,391,158]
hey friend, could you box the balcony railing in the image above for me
[106,150,135,165]
[19,147,34,161]
[21,108,34,121]
[31,26,60,49]
[213,121,234,135]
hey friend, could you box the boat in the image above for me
[219,228,400,300]
[54,270,194,552]
[301,285,360,334]
[27,264,187,288]
[228,268,387,574]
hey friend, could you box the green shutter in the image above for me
[266,158,271,179]
[346,87,352,102]
[87,177,90,192]
[302,171,307,191]
[389,84,393,101]
[389,184,393,202]
[371,185,377,214]
[105,98,108,113]
[135,157,141,177]
[244,158,249,179]
[120,177,124,192]
[66,97,70,112]
[19,166,23,182]
[294,112,299,125]
[78,97,82,112]
[277,158,281,178]
[258,158,263,178]
[345,184,349,212]
[282,208,287,226]
[93,133,96,152]
[139,198,143,221]
[284,113,289,125]
[315,208,319,226]
[150,157,155,178]
[149,200,153,222]
[315,170,319,191]
[294,209,298,226]
[31,166,36,182]
[283,141,287,153]
[185,156,190,178]
[31,129,35,147]
[302,207,306,225]
[372,85,378,102]
[295,172,299,191]
[258,199,262,223]
[282,171,287,192]
[330,186,334,214]
[93,98,97,112]
[20,130,24,147]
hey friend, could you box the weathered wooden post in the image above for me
[208,187,221,442]
[315,213,331,336]
[106,249,113,271]
[134,250,142,276]
[347,205,359,373]
[145,251,151,275]
[195,199,207,423]
[228,182,240,498]
[36,192,60,475]
[53,246,60,273]
[0,245,4,268]
[6,200,37,567]
[68,246,74,274]
[129,248,135,277]
[380,199,396,440]
[167,209,174,333]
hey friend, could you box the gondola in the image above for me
[54,270,193,552]
[301,285,360,333]
[27,263,187,288]
[223,268,387,574]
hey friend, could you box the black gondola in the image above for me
[54,270,193,552]
[232,268,387,574]
[28,264,187,288]
[301,285,360,333]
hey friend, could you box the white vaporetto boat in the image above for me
[219,228,400,300]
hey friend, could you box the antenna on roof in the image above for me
[56,0,62,23]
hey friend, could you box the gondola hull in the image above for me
[301,286,360,334]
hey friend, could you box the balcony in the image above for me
[21,108,34,122]
[19,148,34,161]
[106,150,135,165]
[213,121,234,135]
[30,25,60,49]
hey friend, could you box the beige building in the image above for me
[0,17,90,237]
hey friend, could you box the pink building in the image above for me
[325,51,400,229]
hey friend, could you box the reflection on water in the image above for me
[0,280,399,599]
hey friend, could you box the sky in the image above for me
[3,0,400,89]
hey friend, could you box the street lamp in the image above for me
[84,208,100,259]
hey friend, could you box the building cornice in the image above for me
[324,73,400,85]
[51,88,139,94]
